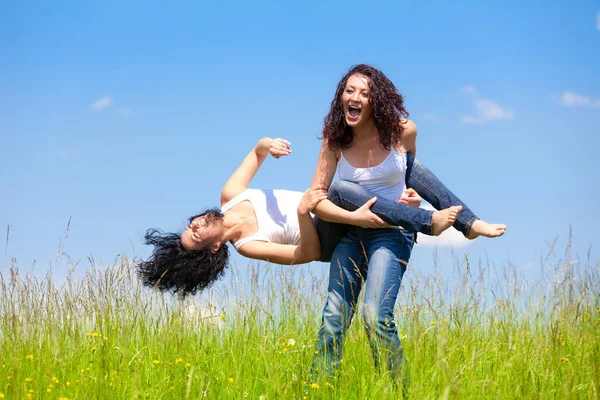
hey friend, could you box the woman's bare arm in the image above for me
[220,137,291,205]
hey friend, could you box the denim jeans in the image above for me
[311,154,480,379]
[314,153,479,262]
[311,227,414,378]
[405,152,478,237]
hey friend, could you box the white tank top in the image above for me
[221,189,304,251]
[338,149,407,201]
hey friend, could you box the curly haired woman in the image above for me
[309,64,505,380]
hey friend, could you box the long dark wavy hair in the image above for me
[323,64,410,151]
[136,209,229,296]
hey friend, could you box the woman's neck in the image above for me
[220,212,245,243]
[351,119,378,142]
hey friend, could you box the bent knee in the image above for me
[328,180,358,199]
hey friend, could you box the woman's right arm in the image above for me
[310,141,387,228]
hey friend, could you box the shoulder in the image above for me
[401,119,417,137]
[397,119,417,153]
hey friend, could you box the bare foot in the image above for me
[431,206,462,236]
[467,220,506,240]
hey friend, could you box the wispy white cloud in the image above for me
[90,96,113,111]
[462,85,479,96]
[558,91,600,108]
[461,86,514,124]
[58,149,68,158]
[118,108,134,116]
[414,204,472,249]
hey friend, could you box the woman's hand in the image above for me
[399,188,422,207]
[268,138,292,159]
[298,186,328,215]
[350,198,388,229]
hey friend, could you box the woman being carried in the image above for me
[137,134,472,296]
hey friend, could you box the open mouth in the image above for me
[348,105,361,119]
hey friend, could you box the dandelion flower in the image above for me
[430,321,435,326]
[0,393,5,398]
[287,338,296,346]
[227,377,234,384]
[25,354,34,360]
[219,314,225,320]
[175,358,184,364]
[25,378,33,383]
[310,383,319,389]
[152,360,160,365]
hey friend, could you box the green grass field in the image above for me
[1,246,599,399]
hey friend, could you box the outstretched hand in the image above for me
[269,138,292,159]
[399,188,422,207]
[351,197,389,229]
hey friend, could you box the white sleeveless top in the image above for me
[338,149,407,201]
[221,189,304,251]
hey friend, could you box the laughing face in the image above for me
[180,215,223,253]
[341,74,373,128]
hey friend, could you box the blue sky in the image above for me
[1,1,599,286]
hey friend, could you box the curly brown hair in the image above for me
[322,64,409,151]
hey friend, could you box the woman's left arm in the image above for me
[220,137,291,205]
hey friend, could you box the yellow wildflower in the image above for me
[152,360,160,365]
[27,394,33,399]
[52,376,59,383]
[175,358,184,364]
[66,381,71,386]
[91,346,97,352]
[92,332,99,337]
[172,318,179,323]
[25,377,33,383]
[219,313,225,320]
[0,393,5,398]
[104,336,108,341]
[430,321,436,326]
[310,383,319,389]
[26,354,34,360]
[227,377,234,384]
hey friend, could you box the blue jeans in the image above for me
[314,153,479,262]
[405,152,478,237]
[311,228,414,378]
[311,154,480,378]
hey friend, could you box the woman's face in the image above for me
[341,74,373,128]
[180,215,222,253]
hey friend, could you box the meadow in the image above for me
[1,239,598,399]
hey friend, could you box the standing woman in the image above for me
[310,64,505,379]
